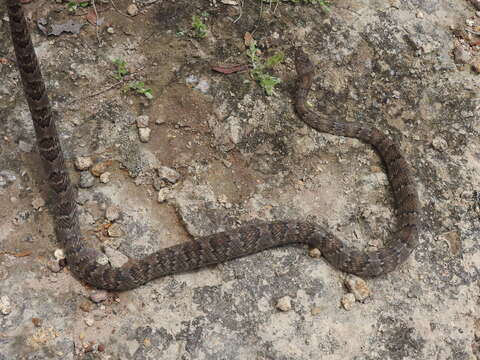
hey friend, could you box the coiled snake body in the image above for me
[6,0,420,290]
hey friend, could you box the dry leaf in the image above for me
[244,32,255,47]
[212,64,249,74]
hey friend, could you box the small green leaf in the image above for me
[191,15,208,39]
[265,52,285,68]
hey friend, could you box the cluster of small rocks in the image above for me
[274,275,370,313]
[74,156,112,188]
[136,115,151,143]
[341,275,371,311]
[135,114,166,143]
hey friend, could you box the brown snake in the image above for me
[6,0,420,291]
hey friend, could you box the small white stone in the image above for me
[344,275,370,301]
[157,166,180,184]
[90,290,109,303]
[136,115,150,128]
[104,247,129,268]
[54,249,66,261]
[127,3,138,16]
[341,293,356,311]
[96,254,109,266]
[220,0,238,4]
[107,223,123,237]
[276,296,292,312]
[105,206,121,222]
[157,188,170,203]
[155,116,166,125]
[107,27,114,34]
[431,137,448,152]
[99,172,111,183]
[74,156,93,171]
[309,248,322,258]
[138,127,151,143]
[416,11,424,19]
[0,296,12,315]
[32,197,45,209]
[85,318,94,326]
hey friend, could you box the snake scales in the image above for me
[6,0,420,291]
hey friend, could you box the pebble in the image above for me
[105,206,121,222]
[107,223,124,237]
[96,254,109,266]
[138,127,151,143]
[416,11,424,19]
[341,293,356,311]
[47,259,62,273]
[79,301,92,312]
[473,62,480,74]
[99,172,111,183]
[106,27,114,34]
[32,197,45,210]
[157,166,180,184]
[195,79,210,94]
[0,295,12,315]
[136,115,150,128]
[98,344,106,352]
[104,246,129,267]
[344,275,370,301]
[91,161,111,177]
[83,343,94,352]
[127,3,138,16]
[84,318,94,327]
[31,317,42,327]
[79,171,95,188]
[453,46,471,64]
[276,296,292,312]
[155,116,165,125]
[157,188,170,203]
[432,137,448,152]
[54,249,66,261]
[311,306,322,316]
[90,290,108,303]
[74,156,93,171]
[309,248,322,258]
[438,230,461,255]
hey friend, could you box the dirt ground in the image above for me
[1,0,480,358]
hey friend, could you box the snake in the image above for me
[6,0,420,291]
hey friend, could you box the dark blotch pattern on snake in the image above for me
[6,0,420,291]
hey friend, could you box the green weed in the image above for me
[67,0,90,13]
[247,40,284,96]
[191,15,208,39]
[112,59,129,80]
[127,82,153,99]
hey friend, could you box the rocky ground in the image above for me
[1,0,480,358]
